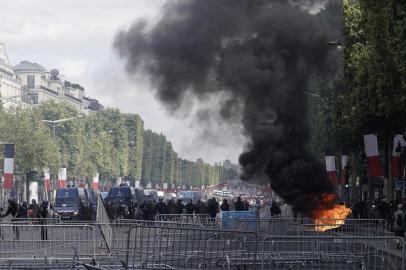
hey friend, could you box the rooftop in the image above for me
[14,61,47,73]
[0,43,11,65]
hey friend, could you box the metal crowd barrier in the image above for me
[109,220,205,256]
[155,214,220,230]
[0,224,96,262]
[125,225,259,269]
[220,217,306,236]
[155,213,212,222]
[297,219,387,237]
[0,214,395,269]
[4,218,61,224]
[97,193,112,252]
[217,217,387,237]
[260,235,405,270]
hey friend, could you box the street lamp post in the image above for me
[41,116,84,199]
[42,116,84,138]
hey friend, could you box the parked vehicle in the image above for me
[144,189,159,202]
[53,187,93,220]
[178,191,202,204]
[157,191,165,199]
[164,193,177,202]
[104,184,143,219]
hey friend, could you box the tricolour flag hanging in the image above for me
[3,144,14,190]
[364,134,384,178]
[44,169,51,191]
[340,155,349,185]
[392,134,406,180]
[58,168,67,188]
[325,154,337,185]
[92,173,99,190]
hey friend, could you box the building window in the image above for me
[31,93,38,104]
[27,75,35,88]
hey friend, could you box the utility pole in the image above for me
[40,115,83,199]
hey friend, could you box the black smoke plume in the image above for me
[115,0,341,215]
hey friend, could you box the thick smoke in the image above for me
[115,0,341,215]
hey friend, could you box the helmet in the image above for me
[8,198,15,204]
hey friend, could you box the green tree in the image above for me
[0,107,60,183]
[125,114,144,182]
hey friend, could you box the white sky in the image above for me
[0,0,244,164]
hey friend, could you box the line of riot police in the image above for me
[105,197,221,221]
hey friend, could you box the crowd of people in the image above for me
[0,198,49,240]
[107,197,221,220]
[106,196,282,221]
[0,198,48,220]
[350,198,406,237]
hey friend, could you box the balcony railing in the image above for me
[64,93,82,103]
[39,85,59,95]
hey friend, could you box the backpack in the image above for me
[396,212,403,226]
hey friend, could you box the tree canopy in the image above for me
[0,100,235,189]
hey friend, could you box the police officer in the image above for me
[1,198,21,240]
[38,201,49,240]
[185,200,195,214]
[0,198,20,219]
[155,198,168,215]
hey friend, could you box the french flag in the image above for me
[92,173,99,190]
[325,153,337,185]
[392,134,406,180]
[364,134,384,178]
[58,168,67,188]
[3,144,14,190]
[44,169,51,191]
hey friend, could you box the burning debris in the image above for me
[311,194,352,232]
[115,0,350,224]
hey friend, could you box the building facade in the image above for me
[0,43,103,113]
[0,43,26,108]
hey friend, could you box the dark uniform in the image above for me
[155,199,168,215]
[220,199,230,212]
[38,201,49,240]
[207,198,219,220]
[234,197,244,211]
[176,200,184,214]
[185,200,195,214]
[1,199,21,240]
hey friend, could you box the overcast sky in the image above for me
[0,0,244,164]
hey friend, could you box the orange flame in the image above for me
[310,193,352,232]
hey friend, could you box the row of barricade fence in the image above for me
[85,225,405,270]
[0,219,402,269]
[0,202,398,270]
[154,214,387,237]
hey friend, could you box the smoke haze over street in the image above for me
[115,0,342,214]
